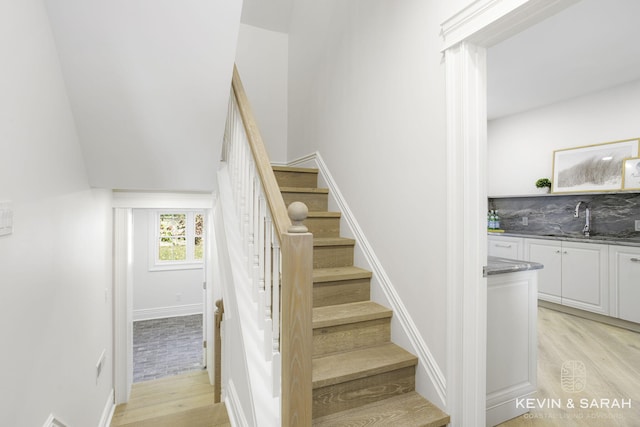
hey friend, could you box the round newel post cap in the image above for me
[287,201,308,233]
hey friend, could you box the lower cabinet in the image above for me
[524,238,609,315]
[486,270,538,426]
[609,245,640,324]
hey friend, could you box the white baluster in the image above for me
[255,189,266,332]
[272,228,281,353]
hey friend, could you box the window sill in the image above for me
[149,262,204,272]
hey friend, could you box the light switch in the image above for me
[0,201,13,236]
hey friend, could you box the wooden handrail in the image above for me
[231,65,291,239]
[229,65,313,426]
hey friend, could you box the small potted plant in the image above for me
[535,178,552,193]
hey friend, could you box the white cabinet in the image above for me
[524,238,609,315]
[488,235,523,259]
[524,239,562,304]
[609,245,640,323]
[486,270,538,426]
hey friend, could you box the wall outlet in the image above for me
[635,220,640,231]
[522,217,529,226]
[176,293,182,302]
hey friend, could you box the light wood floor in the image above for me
[499,307,640,426]
[110,370,230,427]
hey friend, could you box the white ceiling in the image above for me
[488,0,640,120]
[239,0,640,120]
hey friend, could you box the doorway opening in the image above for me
[131,208,206,382]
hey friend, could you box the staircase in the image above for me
[274,166,450,426]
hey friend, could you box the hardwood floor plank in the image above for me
[498,307,640,426]
[111,371,229,427]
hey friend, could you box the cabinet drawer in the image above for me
[488,235,523,259]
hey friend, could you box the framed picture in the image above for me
[622,157,640,190]
[552,138,640,193]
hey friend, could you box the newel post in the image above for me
[281,201,313,427]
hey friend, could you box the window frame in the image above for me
[148,209,205,271]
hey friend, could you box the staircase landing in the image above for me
[110,371,230,427]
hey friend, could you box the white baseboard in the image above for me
[287,152,447,406]
[42,414,68,427]
[99,389,115,427]
[225,379,249,427]
[133,304,202,321]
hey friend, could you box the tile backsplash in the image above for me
[489,193,640,239]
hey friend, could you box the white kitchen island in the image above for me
[484,256,543,426]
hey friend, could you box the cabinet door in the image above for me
[525,239,562,303]
[609,245,640,323]
[561,241,609,315]
[488,235,523,259]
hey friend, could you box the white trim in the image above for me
[99,389,115,427]
[225,379,249,427]
[441,0,579,51]
[441,1,577,425]
[113,208,133,405]
[133,304,203,321]
[287,152,447,406]
[42,414,68,427]
[112,191,214,209]
[445,41,488,427]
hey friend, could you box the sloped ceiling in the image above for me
[241,0,293,33]
[488,0,640,120]
[44,0,242,191]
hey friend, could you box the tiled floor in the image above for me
[133,314,204,382]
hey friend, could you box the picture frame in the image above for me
[622,157,640,190]
[552,138,640,193]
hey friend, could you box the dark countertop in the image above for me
[484,256,544,277]
[488,231,640,248]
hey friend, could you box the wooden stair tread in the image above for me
[313,343,418,388]
[314,237,355,247]
[313,301,392,329]
[313,266,372,283]
[273,165,319,174]
[280,186,329,194]
[312,391,450,427]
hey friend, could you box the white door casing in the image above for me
[441,1,578,425]
[112,192,215,404]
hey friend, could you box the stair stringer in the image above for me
[287,151,447,409]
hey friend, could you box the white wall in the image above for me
[235,24,289,164]
[488,79,640,196]
[133,209,203,320]
[0,1,113,425]
[43,0,242,192]
[287,0,470,405]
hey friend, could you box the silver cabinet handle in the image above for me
[555,250,561,254]
[631,258,640,263]
[495,244,512,248]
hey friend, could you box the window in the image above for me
[150,210,205,270]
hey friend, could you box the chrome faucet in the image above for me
[574,201,590,237]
